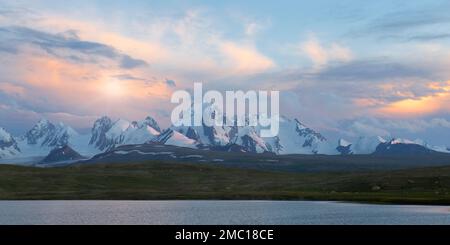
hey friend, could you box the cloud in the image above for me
[214,52,450,129]
[342,117,450,139]
[1,1,450,145]
[0,3,40,26]
[350,3,450,42]
[315,58,431,82]
[245,21,262,36]
[1,6,276,80]
[0,26,148,68]
[370,11,450,33]
[0,82,25,97]
[0,6,277,132]
[407,33,450,41]
[0,39,172,128]
[113,74,147,82]
[243,18,271,37]
[299,35,353,68]
[121,8,276,77]
[376,81,450,118]
[165,79,176,87]
[0,102,99,134]
[347,120,391,137]
[429,118,450,128]
[120,55,147,69]
[220,41,275,74]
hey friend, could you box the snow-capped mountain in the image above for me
[1,116,162,160]
[173,121,233,147]
[173,121,271,153]
[410,139,450,154]
[0,127,20,159]
[89,116,162,151]
[152,129,198,149]
[336,136,449,155]
[231,125,271,153]
[171,108,336,154]
[122,117,161,145]
[1,113,449,163]
[373,139,437,156]
[21,119,76,148]
[167,102,337,154]
[338,136,387,155]
[89,116,114,151]
[262,117,336,155]
[15,119,90,158]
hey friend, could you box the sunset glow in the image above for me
[0,0,449,145]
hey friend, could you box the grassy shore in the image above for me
[1,161,450,205]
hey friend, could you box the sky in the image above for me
[0,0,450,146]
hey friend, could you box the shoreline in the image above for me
[0,197,449,206]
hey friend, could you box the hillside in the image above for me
[0,161,450,204]
[83,144,450,173]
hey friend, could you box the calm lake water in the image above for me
[0,200,449,225]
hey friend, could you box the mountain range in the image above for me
[1,114,449,164]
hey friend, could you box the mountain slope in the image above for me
[1,114,449,164]
[0,127,20,159]
[171,111,336,155]
[153,129,198,148]
[40,145,85,164]
[264,117,336,155]
[374,139,438,156]
[122,117,161,145]
[16,119,85,157]
[89,116,114,151]
[89,116,161,151]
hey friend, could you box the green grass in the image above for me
[1,161,450,204]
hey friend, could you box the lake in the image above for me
[0,200,449,225]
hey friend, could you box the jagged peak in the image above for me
[142,116,161,132]
[0,127,13,142]
[144,116,157,122]
[106,119,130,137]
[36,118,51,126]
[30,118,54,131]
[93,116,113,127]
[26,119,55,135]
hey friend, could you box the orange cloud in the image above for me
[376,81,450,117]
[36,16,169,64]
[300,35,353,68]
[353,98,385,107]
[33,13,276,78]
[5,46,173,122]
[220,42,275,75]
[0,83,26,96]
